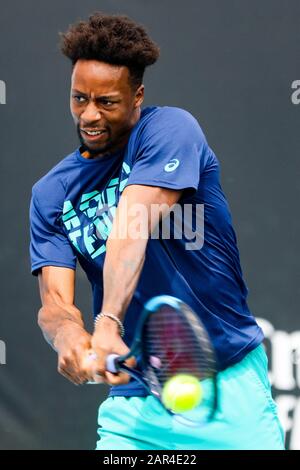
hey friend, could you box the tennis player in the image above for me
[29,12,284,450]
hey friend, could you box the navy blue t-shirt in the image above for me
[30,106,264,396]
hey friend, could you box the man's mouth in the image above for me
[80,128,107,141]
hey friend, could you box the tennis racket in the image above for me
[90,295,218,426]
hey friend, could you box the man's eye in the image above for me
[73,95,86,103]
[101,99,114,106]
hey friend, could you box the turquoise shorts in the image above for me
[96,345,285,450]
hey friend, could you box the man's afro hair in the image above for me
[60,12,160,88]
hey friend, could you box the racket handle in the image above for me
[106,353,120,373]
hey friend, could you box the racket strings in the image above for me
[142,305,216,391]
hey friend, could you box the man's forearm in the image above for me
[38,303,85,350]
[101,236,147,320]
[99,185,182,323]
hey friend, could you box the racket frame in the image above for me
[106,295,219,422]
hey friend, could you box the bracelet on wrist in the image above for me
[94,312,125,337]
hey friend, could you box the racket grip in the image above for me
[106,353,120,374]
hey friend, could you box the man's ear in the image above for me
[134,84,144,108]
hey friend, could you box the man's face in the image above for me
[70,60,144,156]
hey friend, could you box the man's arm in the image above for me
[91,184,182,384]
[38,266,95,385]
[102,184,182,317]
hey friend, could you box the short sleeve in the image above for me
[29,184,77,276]
[125,107,207,196]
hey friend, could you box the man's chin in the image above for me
[77,126,112,156]
[81,141,112,157]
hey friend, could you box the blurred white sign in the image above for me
[257,318,300,450]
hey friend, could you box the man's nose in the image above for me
[81,102,101,123]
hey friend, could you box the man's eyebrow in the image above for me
[71,89,120,99]
[96,95,120,100]
[71,89,88,96]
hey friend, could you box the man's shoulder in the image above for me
[32,149,78,198]
[135,106,204,146]
[142,105,198,122]
[140,105,202,135]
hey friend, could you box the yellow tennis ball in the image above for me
[162,374,203,413]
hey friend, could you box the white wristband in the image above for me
[94,312,125,337]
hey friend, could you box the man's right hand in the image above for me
[54,323,96,385]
